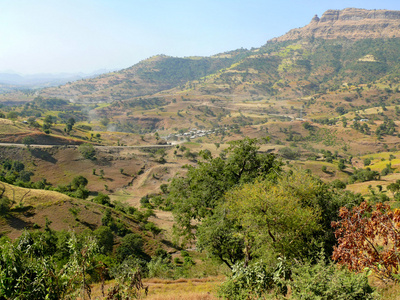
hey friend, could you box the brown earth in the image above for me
[0,131,84,145]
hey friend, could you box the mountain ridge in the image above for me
[270,8,400,42]
[30,8,400,105]
[39,53,248,102]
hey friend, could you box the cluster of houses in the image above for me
[165,128,215,141]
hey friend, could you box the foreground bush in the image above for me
[333,201,400,282]
[218,262,275,300]
[218,257,375,300]
[289,258,375,300]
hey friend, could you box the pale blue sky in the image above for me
[1,0,400,74]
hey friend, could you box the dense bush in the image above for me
[0,195,12,216]
[0,231,101,299]
[92,193,111,206]
[147,256,173,278]
[78,143,96,160]
[348,168,380,183]
[330,179,347,189]
[278,146,300,160]
[116,233,147,262]
[219,257,375,300]
[364,157,372,166]
[289,258,375,300]
[218,262,275,300]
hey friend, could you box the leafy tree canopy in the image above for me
[224,172,323,262]
[71,175,88,190]
[168,137,281,242]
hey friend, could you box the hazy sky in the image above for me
[2,0,400,74]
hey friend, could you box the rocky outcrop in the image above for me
[270,8,400,42]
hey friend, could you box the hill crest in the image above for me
[270,8,400,42]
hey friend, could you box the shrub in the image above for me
[78,143,96,160]
[71,175,88,190]
[335,106,347,115]
[139,195,152,208]
[147,256,173,278]
[218,262,274,300]
[151,196,164,207]
[116,233,145,262]
[349,168,380,183]
[22,136,35,147]
[331,179,346,189]
[74,187,90,199]
[7,111,18,119]
[160,184,168,194]
[332,201,400,282]
[363,158,372,166]
[76,125,92,131]
[93,226,114,254]
[338,159,346,171]
[0,196,12,215]
[219,257,375,300]
[92,193,111,206]
[381,166,393,176]
[289,258,375,300]
[144,222,162,238]
[278,147,300,160]
[113,201,136,214]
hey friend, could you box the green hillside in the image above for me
[38,52,250,103]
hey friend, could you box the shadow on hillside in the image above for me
[12,205,35,216]
[79,220,97,230]
[7,215,32,230]
[30,148,57,164]
[342,170,353,176]
[161,239,182,251]
[322,170,335,176]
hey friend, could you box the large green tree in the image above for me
[168,138,281,243]
[198,170,364,267]
[224,172,323,263]
[196,207,245,269]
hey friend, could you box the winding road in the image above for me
[0,142,175,149]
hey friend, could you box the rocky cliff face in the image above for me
[270,8,400,42]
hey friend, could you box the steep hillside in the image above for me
[197,37,400,98]
[0,182,138,240]
[45,9,400,135]
[39,52,249,103]
[98,35,400,134]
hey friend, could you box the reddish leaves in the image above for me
[332,201,400,282]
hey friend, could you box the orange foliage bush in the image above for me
[332,201,400,282]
